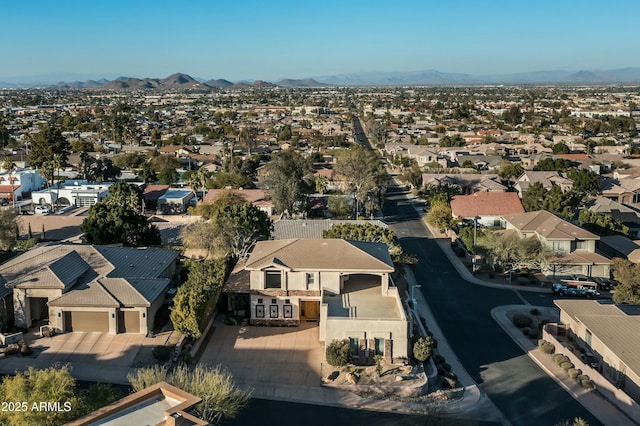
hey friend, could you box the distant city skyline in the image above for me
[2,0,639,82]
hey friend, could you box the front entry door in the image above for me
[301,301,319,321]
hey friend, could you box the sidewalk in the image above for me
[492,305,637,426]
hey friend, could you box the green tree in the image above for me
[567,168,600,195]
[211,201,272,259]
[533,158,571,171]
[149,154,182,172]
[502,105,523,125]
[81,202,161,246]
[170,259,227,338]
[521,182,547,212]
[498,160,524,187]
[107,182,144,212]
[1,158,17,208]
[578,210,628,236]
[29,124,70,171]
[325,339,351,367]
[128,363,250,425]
[552,143,570,154]
[439,134,466,147]
[327,195,351,218]
[70,139,95,153]
[112,152,145,169]
[458,225,485,253]
[401,161,423,189]
[315,174,329,194]
[323,222,406,263]
[158,166,178,185]
[265,150,314,214]
[0,209,17,250]
[334,145,386,217]
[276,125,292,141]
[138,161,158,183]
[0,365,79,425]
[239,126,258,154]
[413,336,435,362]
[542,185,580,218]
[426,203,455,231]
[88,158,121,182]
[477,231,555,272]
[611,258,640,304]
[183,191,271,259]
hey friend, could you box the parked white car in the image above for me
[34,205,51,214]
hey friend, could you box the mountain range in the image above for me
[3,68,640,89]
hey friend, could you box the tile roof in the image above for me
[96,246,179,279]
[245,239,394,272]
[555,300,640,378]
[421,173,506,192]
[503,210,599,240]
[49,281,120,307]
[2,243,179,308]
[272,219,388,240]
[451,192,524,218]
[203,188,271,205]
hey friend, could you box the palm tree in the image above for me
[39,161,56,213]
[196,167,211,200]
[1,158,16,208]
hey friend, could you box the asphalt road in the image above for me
[225,398,499,426]
[384,184,601,426]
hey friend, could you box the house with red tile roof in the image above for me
[451,191,525,228]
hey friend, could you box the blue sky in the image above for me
[1,0,639,81]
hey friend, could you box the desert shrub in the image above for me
[413,337,435,362]
[326,339,351,367]
[512,314,531,328]
[19,343,32,356]
[568,368,582,380]
[580,379,595,390]
[440,375,457,389]
[42,326,55,338]
[152,345,172,362]
[554,354,570,366]
[444,371,457,381]
[4,343,19,355]
[539,341,556,355]
[433,354,446,365]
[560,361,575,371]
[530,308,540,316]
[577,374,590,383]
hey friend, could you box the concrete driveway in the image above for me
[0,332,147,384]
[199,318,324,390]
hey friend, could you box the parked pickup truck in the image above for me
[552,282,600,298]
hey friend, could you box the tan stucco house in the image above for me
[502,210,611,278]
[554,299,640,405]
[224,238,409,362]
[1,243,179,335]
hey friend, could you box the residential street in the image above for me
[384,183,601,426]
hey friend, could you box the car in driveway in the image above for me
[593,277,615,291]
[552,282,600,298]
[34,205,51,214]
